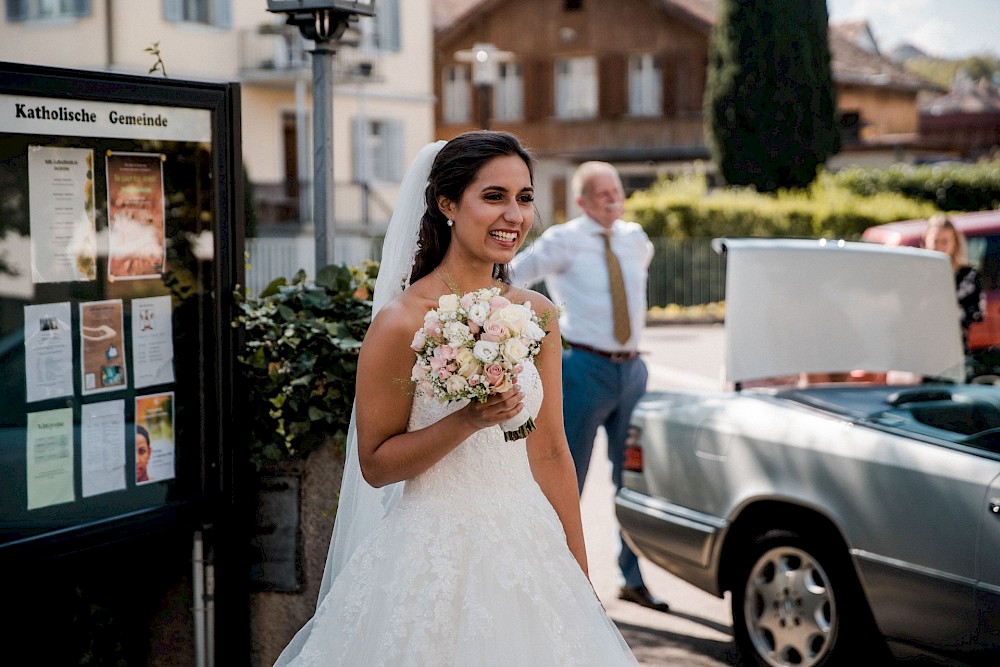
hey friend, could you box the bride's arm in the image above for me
[524,300,590,577]
[356,299,525,488]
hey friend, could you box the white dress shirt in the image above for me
[510,215,654,351]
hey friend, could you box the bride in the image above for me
[274,131,638,665]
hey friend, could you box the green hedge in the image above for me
[627,169,938,240]
[829,161,1000,212]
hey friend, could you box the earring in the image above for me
[446,218,454,227]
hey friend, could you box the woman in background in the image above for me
[923,213,985,355]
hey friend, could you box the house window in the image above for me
[629,54,662,117]
[5,0,90,21]
[443,65,471,124]
[355,0,400,53]
[375,0,400,51]
[564,0,583,10]
[494,62,524,122]
[163,0,231,29]
[555,56,597,119]
[353,118,404,183]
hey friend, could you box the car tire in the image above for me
[731,528,883,667]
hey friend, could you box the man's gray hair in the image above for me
[571,161,623,199]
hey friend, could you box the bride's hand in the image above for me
[462,386,524,430]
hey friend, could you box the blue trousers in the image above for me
[561,346,649,589]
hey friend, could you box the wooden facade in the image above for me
[434,0,711,159]
[433,1,939,221]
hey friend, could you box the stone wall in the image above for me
[249,437,344,666]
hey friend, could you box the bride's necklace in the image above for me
[433,268,502,295]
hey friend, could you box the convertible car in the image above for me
[616,239,1000,667]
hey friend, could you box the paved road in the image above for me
[579,324,740,666]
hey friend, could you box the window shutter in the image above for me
[213,0,231,28]
[6,0,26,21]
[351,117,366,184]
[660,53,677,117]
[524,58,552,122]
[378,0,401,52]
[163,0,183,22]
[73,0,91,18]
[387,120,404,182]
[599,54,626,119]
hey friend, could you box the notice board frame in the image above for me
[0,62,244,564]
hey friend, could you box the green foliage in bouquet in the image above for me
[234,262,378,470]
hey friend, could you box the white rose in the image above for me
[443,321,472,345]
[524,319,545,341]
[493,304,531,336]
[445,374,469,395]
[438,293,461,314]
[473,339,499,363]
[467,301,491,325]
[455,347,482,377]
[501,337,529,364]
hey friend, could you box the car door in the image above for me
[977,470,1000,653]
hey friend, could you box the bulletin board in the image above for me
[0,63,243,559]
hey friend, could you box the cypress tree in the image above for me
[705,0,841,191]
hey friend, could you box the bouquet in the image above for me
[410,286,547,441]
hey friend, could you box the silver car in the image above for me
[616,239,1000,667]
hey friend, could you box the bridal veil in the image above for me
[273,139,445,666]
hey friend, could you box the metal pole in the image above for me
[295,77,311,227]
[310,39,336,270]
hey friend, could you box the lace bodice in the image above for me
[404,361,544,506]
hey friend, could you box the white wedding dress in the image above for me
[284,360,637,666]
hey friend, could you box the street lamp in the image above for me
[266,0,376,269]
[454,42,513,130]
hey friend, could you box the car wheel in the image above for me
[732,529,878,667]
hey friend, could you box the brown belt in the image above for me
[566,341,640,362]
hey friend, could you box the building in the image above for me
[919,73,1000,161]
[0,0,436,281]
[432,1,942,224]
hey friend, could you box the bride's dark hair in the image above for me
[409,130,535,286]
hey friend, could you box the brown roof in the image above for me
[922,78,1000,114]
[828,24,938,92]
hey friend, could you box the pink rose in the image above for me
[482,320,509,343]
[489,295,511,310]
[484,363,512,393]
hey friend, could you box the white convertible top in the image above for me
[715,238,966,385]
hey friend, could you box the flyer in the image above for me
[135,392,175,484]
[131,295,176,388]
[27,145,97,283]
[26,407,75,510]
[81,400,127,498]
[80,299,128,395]
[106,151,166,280]
[23,302,74,403]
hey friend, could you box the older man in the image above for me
[510,161,667,612]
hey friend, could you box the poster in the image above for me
[26,408,75,510]
[80,299,128,395]
[135,392,175,484]
[23,302,74,402]
[105,151,166,280]
[27,145,96,283]
[80,400,127,498]
[131,295,176,388]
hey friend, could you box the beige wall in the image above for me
[0,1,436,239]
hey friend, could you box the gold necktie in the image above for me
[603,232,632,344]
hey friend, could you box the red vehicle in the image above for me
[862,210,1000,355]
